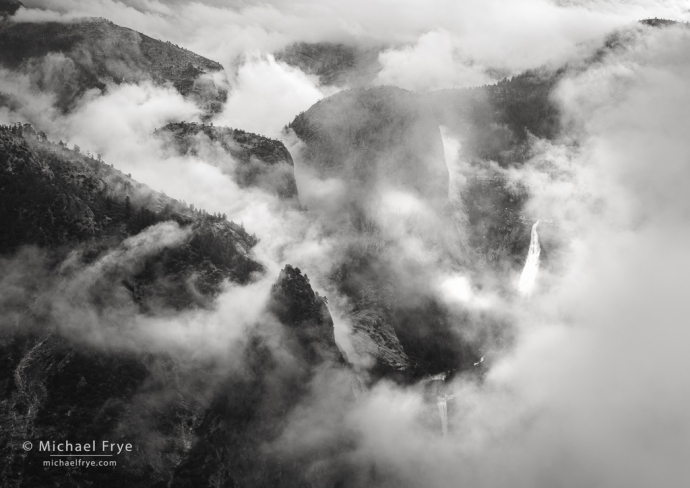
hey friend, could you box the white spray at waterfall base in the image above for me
[518,220,541,297]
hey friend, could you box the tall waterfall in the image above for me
[437,395,448,437]
[518,220,541,297]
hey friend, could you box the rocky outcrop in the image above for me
[268,264,346,366]
[155,122,297,199]
[0,17,227,115]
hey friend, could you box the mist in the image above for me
[2,1,690,486]
[319,21,690,488]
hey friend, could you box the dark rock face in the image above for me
[275,42,382,87]
[0,17,227,115]
[329,245,482,383]
[289,86,449,223]
[268,264,346,366]
[155,122,298,199]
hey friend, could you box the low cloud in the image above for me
[3,3,690,485]
[214,54,332,139]
[18,0,689,84]
[311,22,690,488]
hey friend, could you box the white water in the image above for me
[518,220,541,297]
[423,372,448,383]
[436,392,460,437]
[437,395,448,437]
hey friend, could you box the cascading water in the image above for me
[436,392,459,437]
[518,220,541,297]
[437,395,448,437]
[423,372,448,383]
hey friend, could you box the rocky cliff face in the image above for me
[289,86,449,222]
[268,265,346,366]
[0,17,227,115]
[155,122,297,199]
[288,87,484,381]
[285,75,559,380]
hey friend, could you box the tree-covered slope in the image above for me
[275,42,382,87]
[170,265,354,488]
[155,122,297,199]
[0,123,354,487]
[0,0,22,17]
[0,17,227,115]
[0,123,262,308]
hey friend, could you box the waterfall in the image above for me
[518,220,541,297]
[437,395,448,437]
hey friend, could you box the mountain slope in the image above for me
[155,122,298,199]
[0,123,354,487]
[0,0,22,17]
[170,265,354,487]
[289,86,449,217]
[427,68,561,164]
[0,265,352,487]
[0,17,227,114]
[288,87,486,380]
[0,123,262,308]
[275,42,382,87]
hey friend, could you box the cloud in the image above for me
[18,0,690,74]
[214,53,331,139]
[307,22,690,487]
[376,30,494,92]
[4,3,690,485]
